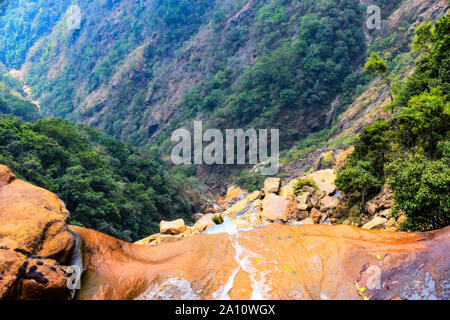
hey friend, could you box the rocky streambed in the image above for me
[0,164,449,300]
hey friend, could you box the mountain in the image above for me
[0,1,447,189]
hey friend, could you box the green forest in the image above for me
[0,116,192,241]
[337,15,450,231]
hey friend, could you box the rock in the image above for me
[0,165,74,300]
[279,181,296,200]
[71,223,450,300]
[386,218,398,229]
[331,206,349,219]
[160,234,184,244]
[300,217,315,225]
[193,213,204,222]
[319,196,340,212]
[160,219,186,235]
[297,192,312,211]
[183,227,194,238]
[310,195,320,208]
[135,233,162,246]
[365,201,378,215]
[362,217,388,230]
[245,191,261,202]
[222,198,250,219]
[263,178,281,195]
[239,211,263,228]
[365,184,394,215]
[260,193,289,222]
[296,211,310,221]
[310,208,323,224]
[333,147,355,171]
[279,211,292,223]
[232,219,251,229]
[379,209,392,219]
[193,214,216,233]
[305,169,337,196]
[313,151,335,171]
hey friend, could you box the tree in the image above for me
[397,88,448,153]
[365,52,394,104]
[387,154,450,231]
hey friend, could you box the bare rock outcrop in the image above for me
[0,165,75,300]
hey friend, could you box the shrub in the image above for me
[294,177,317,195]
[387,153,450,231]
[212,215,224,225]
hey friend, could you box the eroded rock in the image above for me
[0,165,74,300]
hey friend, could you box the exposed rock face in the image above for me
[0,165,74,300]
[71,224,450,300]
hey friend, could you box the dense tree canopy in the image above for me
[0,116,192,241]
[337,15,450,231]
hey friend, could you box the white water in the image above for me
[136,278,201,300]
[207,217,270,300]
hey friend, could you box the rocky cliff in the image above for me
[1,164,448,300]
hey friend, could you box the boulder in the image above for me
[313,151,335,171]
[279,181,296,200]
[245,191,261,202]
[160,219,186,235]
[135,233,162,246]
[300,217,315,225]
[297,192,312,211]
[295,211,309,221]
[193,214,216,233]
[222,198,250,219]
[160,234,184,244]
[0,165,74,300]
[305,169,336,196]
[378,209,392,219]
[365,184,394,215]
[310,208,323,224]
[232,219,251,229]
[362,217,388,230]
[330,206,349,219]
[386,218,398,229]
[263,178,281,195]
[319,196,340,212]
[260,194,289,222]
[365,201,378,215]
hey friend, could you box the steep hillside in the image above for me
[3,0,368,145]
[0,0,448,193]
[0,62,40,121]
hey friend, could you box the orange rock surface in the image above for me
[71,223,450,300]
[1,164,448,301]
[0,165,75,299]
